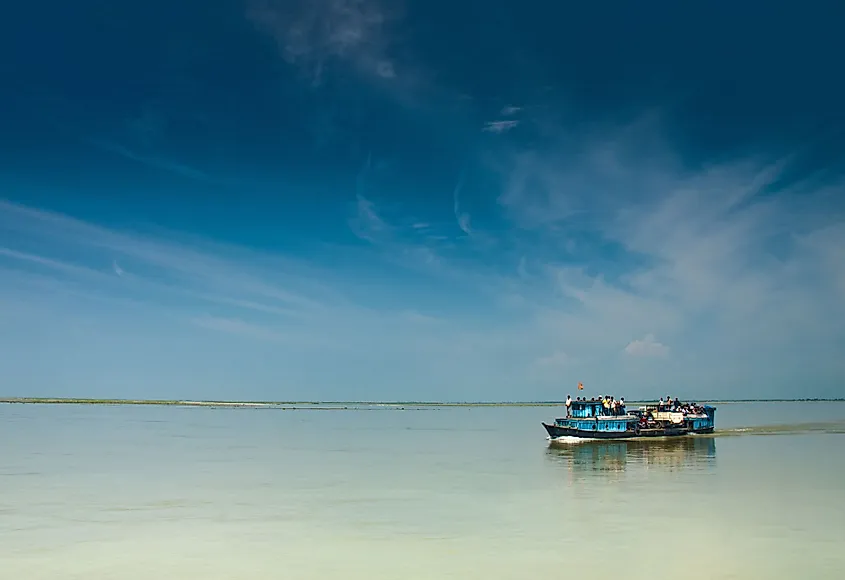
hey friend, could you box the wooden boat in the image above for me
[542,399,716,441]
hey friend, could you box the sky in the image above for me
[1,0,844,402]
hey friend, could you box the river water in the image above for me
[2,401,844,579]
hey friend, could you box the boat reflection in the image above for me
[545,435,716,476]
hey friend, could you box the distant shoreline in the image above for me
[1,397,843,408]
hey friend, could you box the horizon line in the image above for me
[2,396,844,407]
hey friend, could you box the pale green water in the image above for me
[2,402,844,579]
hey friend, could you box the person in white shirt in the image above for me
[565,394,572,418]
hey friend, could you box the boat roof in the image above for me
[570,400,715,410]
[571,399,623,406]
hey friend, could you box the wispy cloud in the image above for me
[452,172,472,235]
[246,0,397,85]
[349,154,394,243]
[482,120,519,134]
[489,116,845,384]
[2,112,843,401]
[481,106,523,134]
[0,200,336,321]
[624,334,669,357]
[0,197,529,400]
[350,193,390,242]
[341,122,843,399]
[83,138,211,182]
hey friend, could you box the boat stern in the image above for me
[686,405,716,433]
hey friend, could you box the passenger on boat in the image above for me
[602,397,610,416]
[619,397,626,414]
[565,394,572,417]
[658,397,664,411]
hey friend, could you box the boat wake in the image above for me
[548,435,598,444]
[546,421,845,447]
[713,421,845,437]
[548,434,646,445]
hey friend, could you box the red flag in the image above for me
[577,382,584,390]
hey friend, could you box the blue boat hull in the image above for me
[544,404,716,441]
[542,422,689,440]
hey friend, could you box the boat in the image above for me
[542,399,716,442]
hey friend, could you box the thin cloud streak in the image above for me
[83,138,212,182]
[482,120,519,133]
[0,200,330,313]
[1,115,843,400]
[0,198,514,360]
[452,172,472,235]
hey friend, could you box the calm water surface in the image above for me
[2,402,844,579]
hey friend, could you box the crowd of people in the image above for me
[564,394,626,417]
[657,396,706,415]
[563,394,708,419]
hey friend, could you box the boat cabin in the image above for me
[554,400,637,434]
[570,400,604,418]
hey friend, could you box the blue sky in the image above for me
[1,0,844,401]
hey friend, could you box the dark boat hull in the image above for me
[542,422,690,440]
